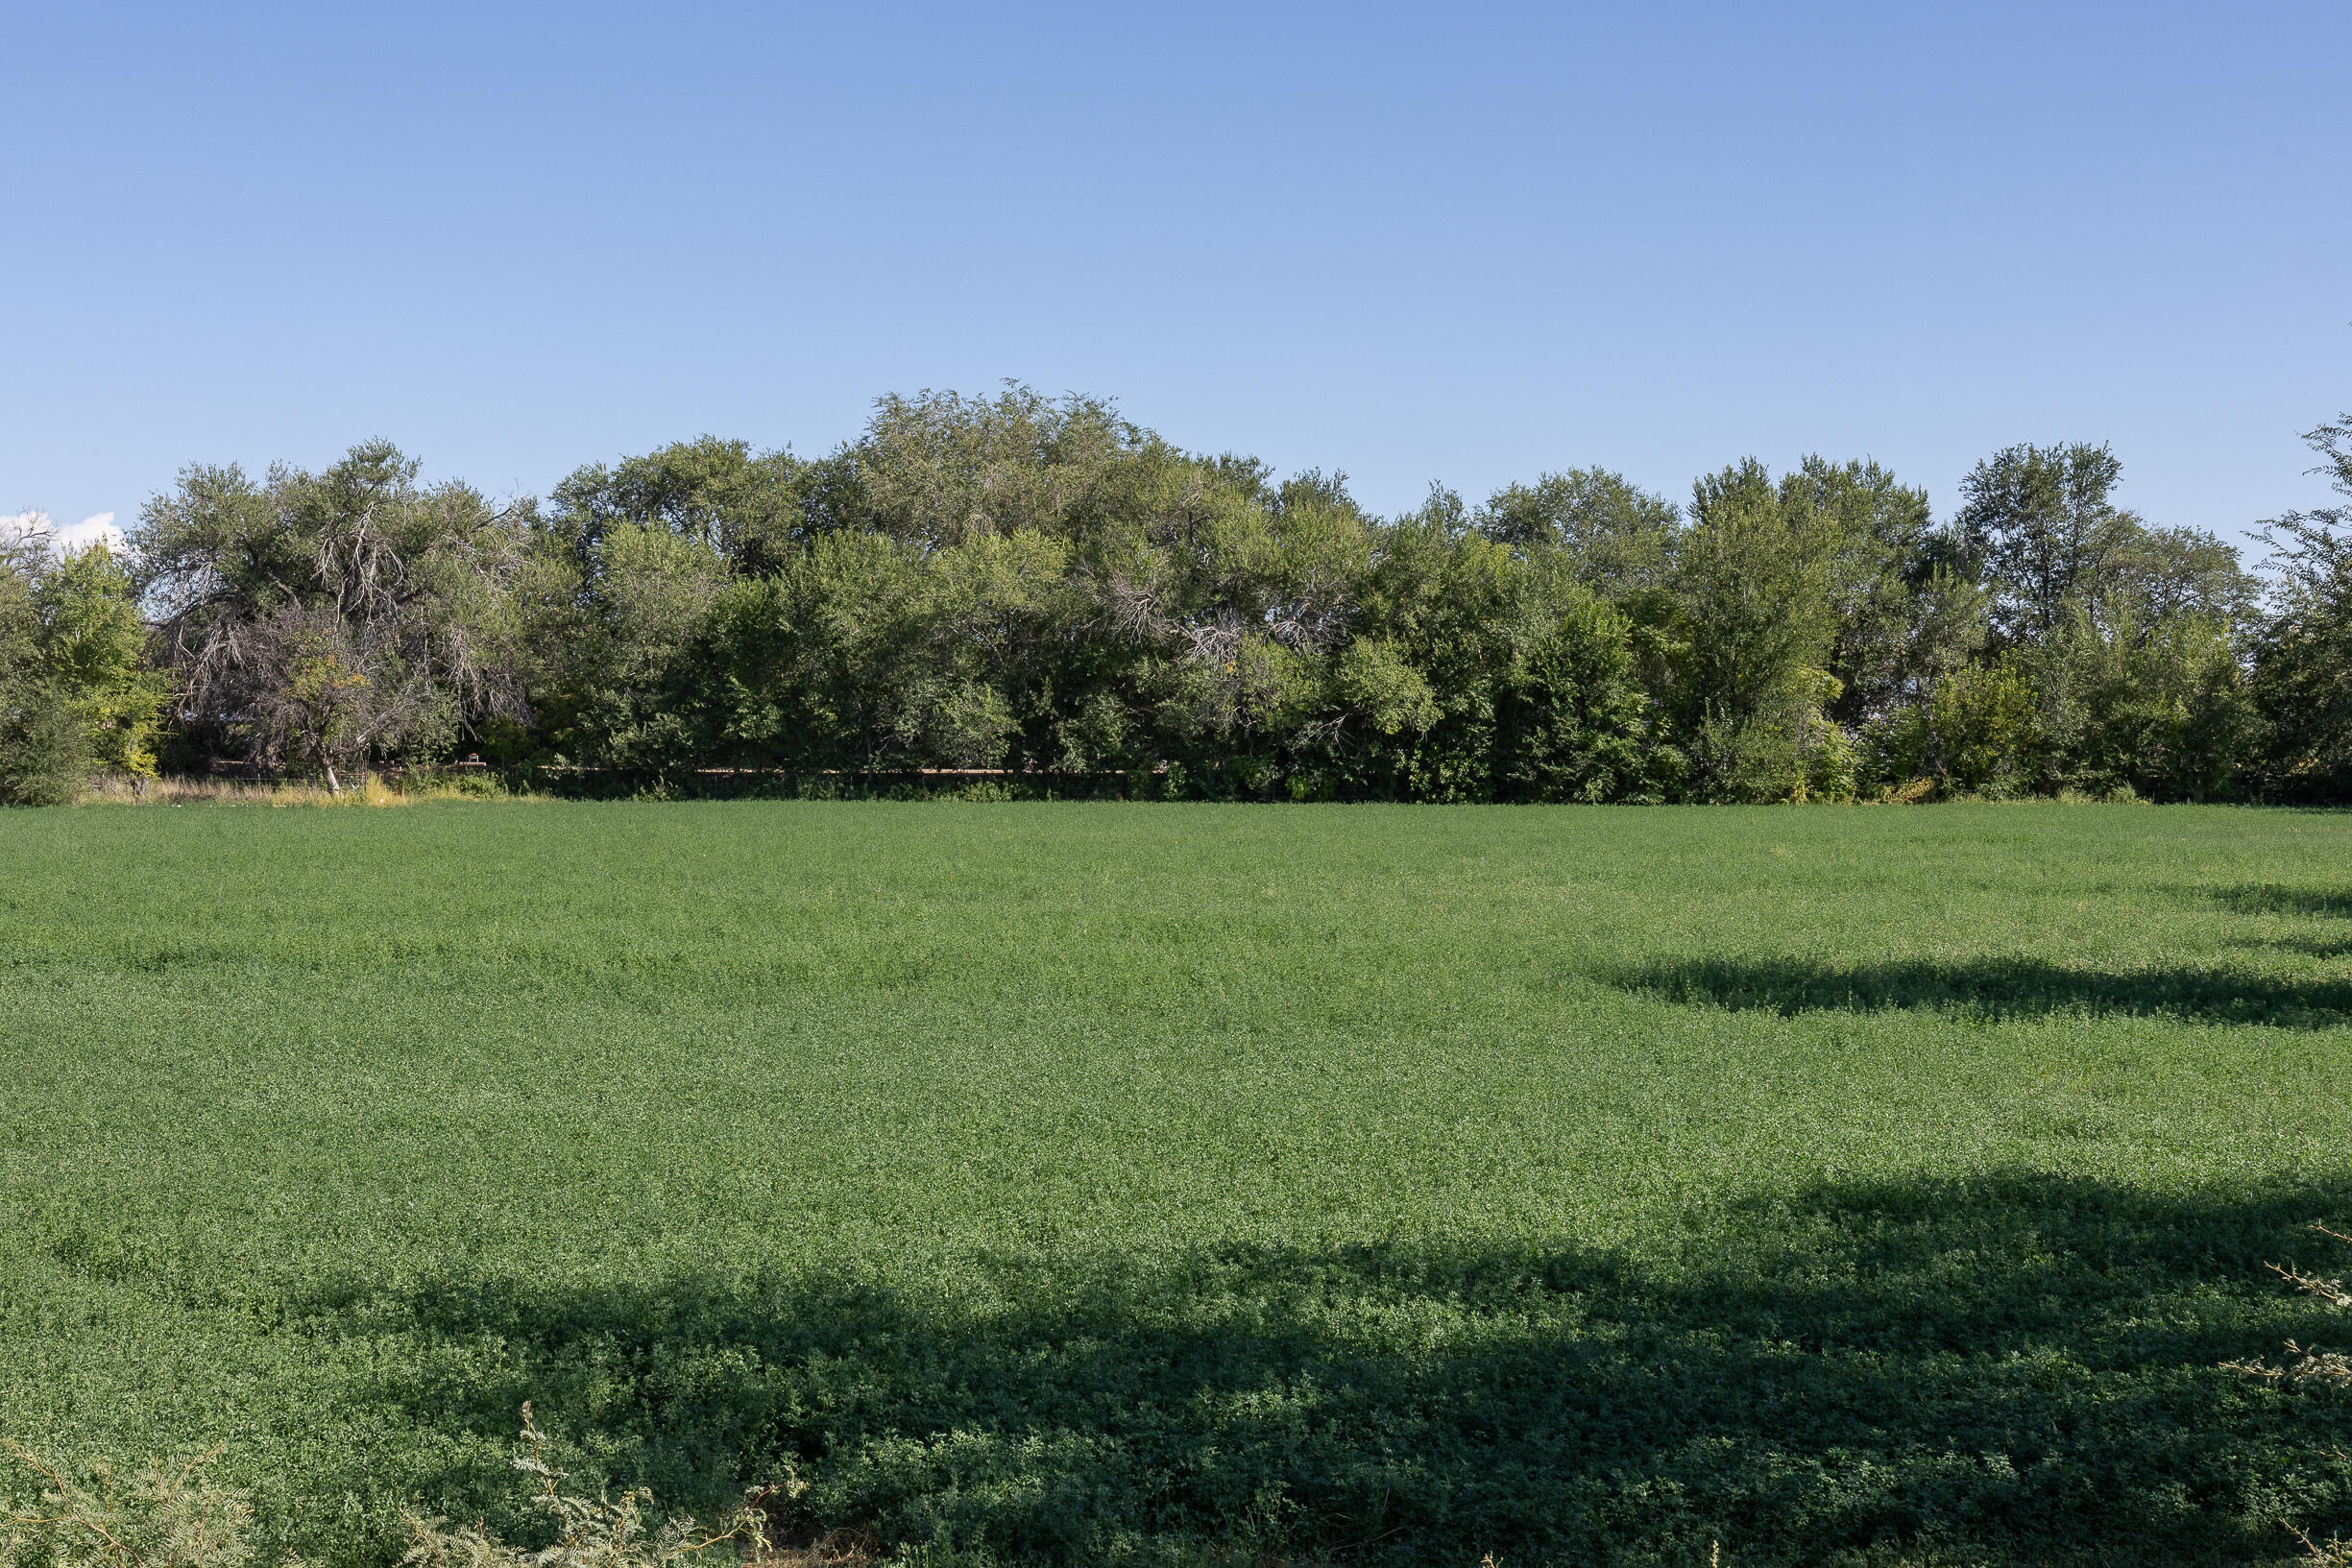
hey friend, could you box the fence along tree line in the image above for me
[1,385,2347,805]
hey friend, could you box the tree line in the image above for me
[4,386,2349,805]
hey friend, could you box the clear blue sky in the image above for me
[6,1,2345,550]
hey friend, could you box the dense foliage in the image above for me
[2253,416,2352,802]
[12,386,2347,801]
[490,389,2301,802]
[0,531,164,805]
[135,442,532,790]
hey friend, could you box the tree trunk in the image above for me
[325,762,340,795]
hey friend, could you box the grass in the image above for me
[5,801,2352,1566]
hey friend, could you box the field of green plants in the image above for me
[7,802,2352,1566]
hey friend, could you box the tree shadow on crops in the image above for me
[2206,884,2352,960]
[286,1172,2352,1568]
[2206,885,2352,923]
[2258,934,2352,960]
[1607,953,2352,1025]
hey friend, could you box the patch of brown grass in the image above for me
[76,773,538,808]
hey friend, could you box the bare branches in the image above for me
[2227,1224,2352,1388]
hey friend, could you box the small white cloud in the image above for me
[0,509,127,556]
[55,512,124,554]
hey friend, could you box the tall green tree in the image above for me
[1492,579,1661,802]
[0,534,166,803]
[1668,460,1842,800]
[36,543,169,781]
[1953,442,2137,646]
[549,436,812,578]
[1477,469,1679,594]
[136,442,532,788]
[2252,414,2352,798]
[0,539,84,805]
[521,520,734,775]
[1785,457,1986,727]
[2029,597,2253,800]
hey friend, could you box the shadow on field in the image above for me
[2207,885,2352,923]
[2208,884,2352,961]
[290,1173,2352,1567]
[1610,954,2352,1025]
[2258,934,2352,961]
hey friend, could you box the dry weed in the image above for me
[6,1410,782,1568]
[2229,1223,2352,1561]
[2,1441,250,1568]
[77,773,527,808]
[400,1406,780,1568]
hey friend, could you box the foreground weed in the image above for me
[400,1408,777,1568]
[2229,1223,2352,1393]
[2230,1223,2352,1564]
[1,1443,251,1568]
[6,1412,785,1568]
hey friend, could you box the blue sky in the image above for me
[5,1,2345,552]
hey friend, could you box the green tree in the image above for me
[36,544,169,780]
[0,534,169,804]
[1669,460,1841,801]
[704,531,934,777]
[548,436,812,578]
[523,520,734,776]
[1493,582,1661,802]
[2252,414,2352,798]
[827,385,1152,547]
[1870,660,2040,798]
[0,543,84,805]
[2103,522,2259,635]
[1787,456,1987,727]
[136,441,532,789]
[1477,469,1679,594]
[1954,442,2137,646]
[2031,598,2254,800]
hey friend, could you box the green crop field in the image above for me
[7,802,2352,1567]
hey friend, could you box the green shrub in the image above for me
[0,688,91,807]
